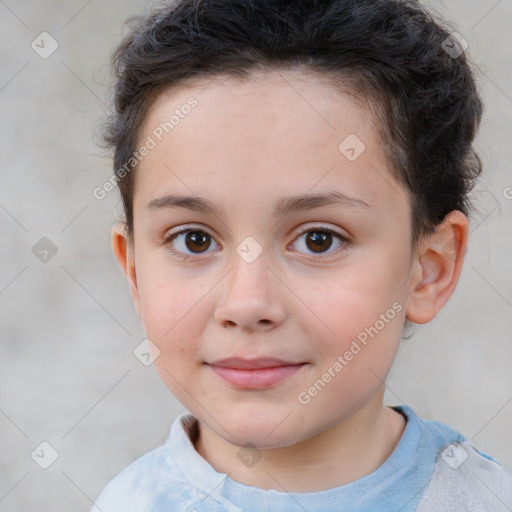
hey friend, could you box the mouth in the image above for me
[206,357,307,389]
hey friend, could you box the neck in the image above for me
[194,395,406,492]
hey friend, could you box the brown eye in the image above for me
[305,231,333,253]
[183,231,211,253]
[292,227,347,258]
[166,228,220,259]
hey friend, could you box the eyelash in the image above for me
[163,224,350,261]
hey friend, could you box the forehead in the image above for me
[142,68,376,148]
[133,68,408,224]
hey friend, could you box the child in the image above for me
[92,0,512,510]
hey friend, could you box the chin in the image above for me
[224,428,299,450]
[208,405,312,449]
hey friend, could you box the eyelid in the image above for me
[164,223,218,241]
[164,223,350,260]
[294,223,348,238]
[163,225,220,262]
[290,224,350,258]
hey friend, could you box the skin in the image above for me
[112,69,468,492]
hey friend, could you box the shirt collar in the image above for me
[167,405,423,509]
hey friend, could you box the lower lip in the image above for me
[208,364,305,389]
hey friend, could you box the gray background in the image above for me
[0,0,511,510]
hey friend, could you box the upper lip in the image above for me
[207,357,305,369]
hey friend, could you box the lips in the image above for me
[206,357,307,388]
[209,357,303,369]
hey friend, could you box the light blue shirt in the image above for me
[91,405,512,511]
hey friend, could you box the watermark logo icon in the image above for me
[31,441,59,469]
[236,236,263,264]
[338,134,366,161]
[31,32,59,59]
[442,32,468,59]
[441,443,468,469]
[32,237,58,263]
[133,338,161,366]
[237,443,263,468]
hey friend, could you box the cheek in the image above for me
[302,263,405,327]
[292,256,407,365]
[136,268,206,360]
[143,281,207,402]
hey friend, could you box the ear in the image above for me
[112,222,141,317]
[405,210,468,324]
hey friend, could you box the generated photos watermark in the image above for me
[93,97,198,200]
[297,301,403,405]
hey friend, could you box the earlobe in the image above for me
[405,210,468,324]
[111,222,141,317]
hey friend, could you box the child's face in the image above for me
[121,69,421,448]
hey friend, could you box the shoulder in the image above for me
[417,436,512,510]
[90,415,200,512]
[395,407,512,510]
[90,442,190,512]
[90,413,241,512]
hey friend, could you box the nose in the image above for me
[214,248,286,332]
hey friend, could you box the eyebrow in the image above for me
[146,190,373,217]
